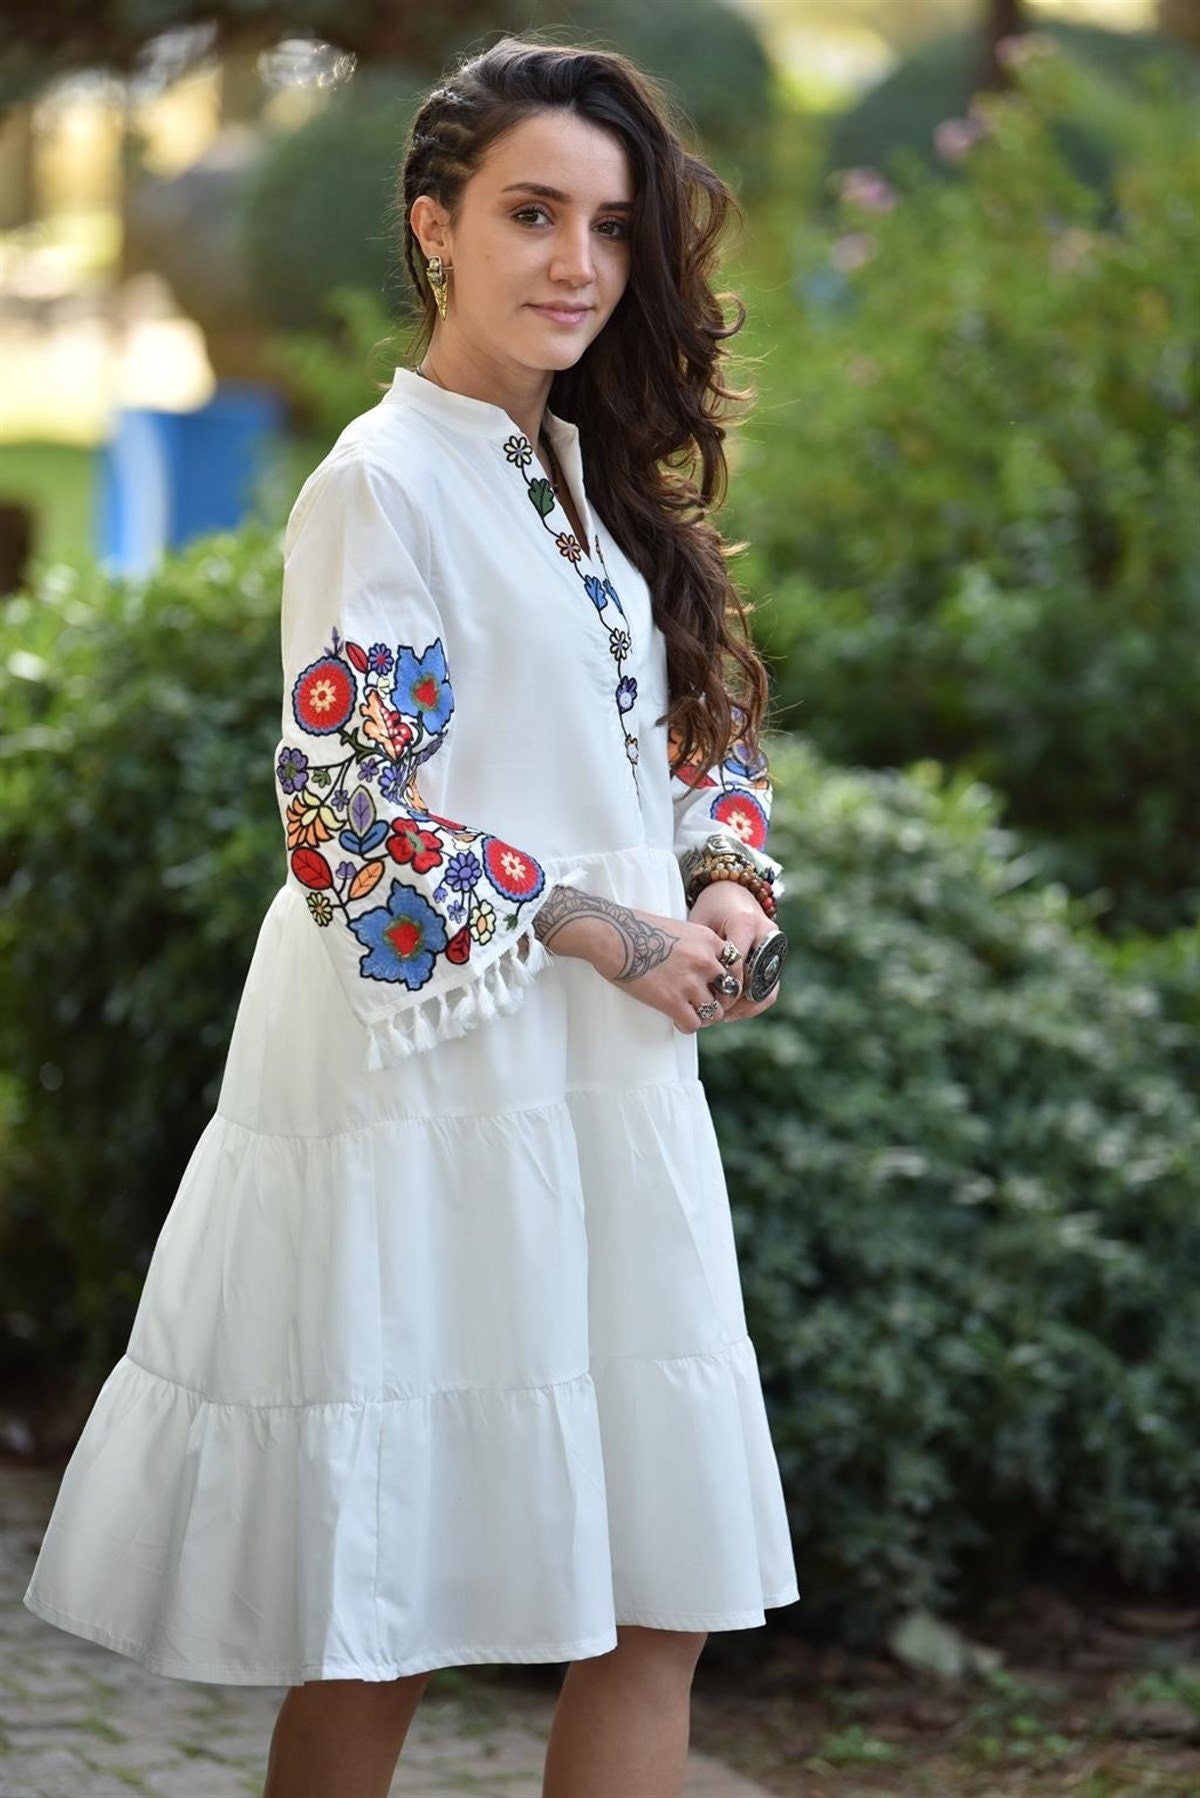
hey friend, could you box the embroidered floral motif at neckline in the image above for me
[502,430,640,789]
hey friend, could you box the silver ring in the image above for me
[710,972,740,997]
[694,999,721,1022]
[718,940,742,968]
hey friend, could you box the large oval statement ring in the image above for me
[742,929,789,1004]
[693,998,722,1023]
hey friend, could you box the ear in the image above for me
[409,195,452,262]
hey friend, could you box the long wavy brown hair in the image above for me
[389,34,773,779]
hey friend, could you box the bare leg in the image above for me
[541,1625,709,1798]
[262,1671,432,1798]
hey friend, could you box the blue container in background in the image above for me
[99,381,286,576]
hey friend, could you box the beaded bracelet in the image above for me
[685,854,778,919]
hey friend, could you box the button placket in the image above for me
[501,429,642,799]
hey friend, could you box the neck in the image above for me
[416,339,554,447]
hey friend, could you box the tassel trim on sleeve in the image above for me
[363,863,590,1071]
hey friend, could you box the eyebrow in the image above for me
[500,181,633,212]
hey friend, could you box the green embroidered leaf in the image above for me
[527,478,556,519]
[311,766,333,788]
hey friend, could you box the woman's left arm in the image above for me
[669,729,785,1022]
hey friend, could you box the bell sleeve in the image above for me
[670,721,786,903]
[275,450,585,1070]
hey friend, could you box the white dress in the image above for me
[22,366,800,1684]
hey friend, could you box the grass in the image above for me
[0,441,98,567]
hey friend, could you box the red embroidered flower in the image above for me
[483,837,546,903]
[712,789,769,850]
[292,656,357,735]
[386,818,444,874]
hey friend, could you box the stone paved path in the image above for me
[2,1463,767,1797]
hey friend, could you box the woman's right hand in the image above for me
[530,885,734,1033]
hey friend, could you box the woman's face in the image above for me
[415,107,634,375]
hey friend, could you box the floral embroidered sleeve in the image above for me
[669,719,786,903]
[276,452,583,1070]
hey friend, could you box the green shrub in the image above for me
[0,532,283,1384]
[702,736,1199,1645]
[2,540,1195,1642]
[731,46,1199,933]
[239,68,425,333]
[824,20,1198,203]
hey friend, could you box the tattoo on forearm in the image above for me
[533,884,679,981]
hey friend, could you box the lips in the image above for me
[529,304,592,321]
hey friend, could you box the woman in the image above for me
[23,35,799,1798]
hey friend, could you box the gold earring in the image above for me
[426,254,450,321]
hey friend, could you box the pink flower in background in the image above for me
[830,232,877,273]
[996,31,1053,68]
[835,167,897,213]
[934,116,986,163]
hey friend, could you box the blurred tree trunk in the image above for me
[0,104,37,231]
[978,0,1027,92]
[1157,0,1200,50]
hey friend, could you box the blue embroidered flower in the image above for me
[616,676,638,714]
[357,756,379,782]
[276,746,309,794]
[377,761,406,804]
[602,578,626,620]
[367,642,394,675]
[393,640,454,735]
[725,738,769,780]
[335,860,356,883]
[349,881,447,990]
[584,574,608,613]
[444,850,482,894]
[330,786,349,813]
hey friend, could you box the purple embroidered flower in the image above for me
[378,762,406,804]
[357,756,380,782]
[725,738,768,780]
[335,860,356,883]
[367,642,394,676]
[330,786,349,813]
[276,746,309,794]
[444,850,482,893]
[616,676,638,714]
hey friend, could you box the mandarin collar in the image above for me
[386,365,581,451]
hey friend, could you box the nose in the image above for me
[549,219,596,287]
